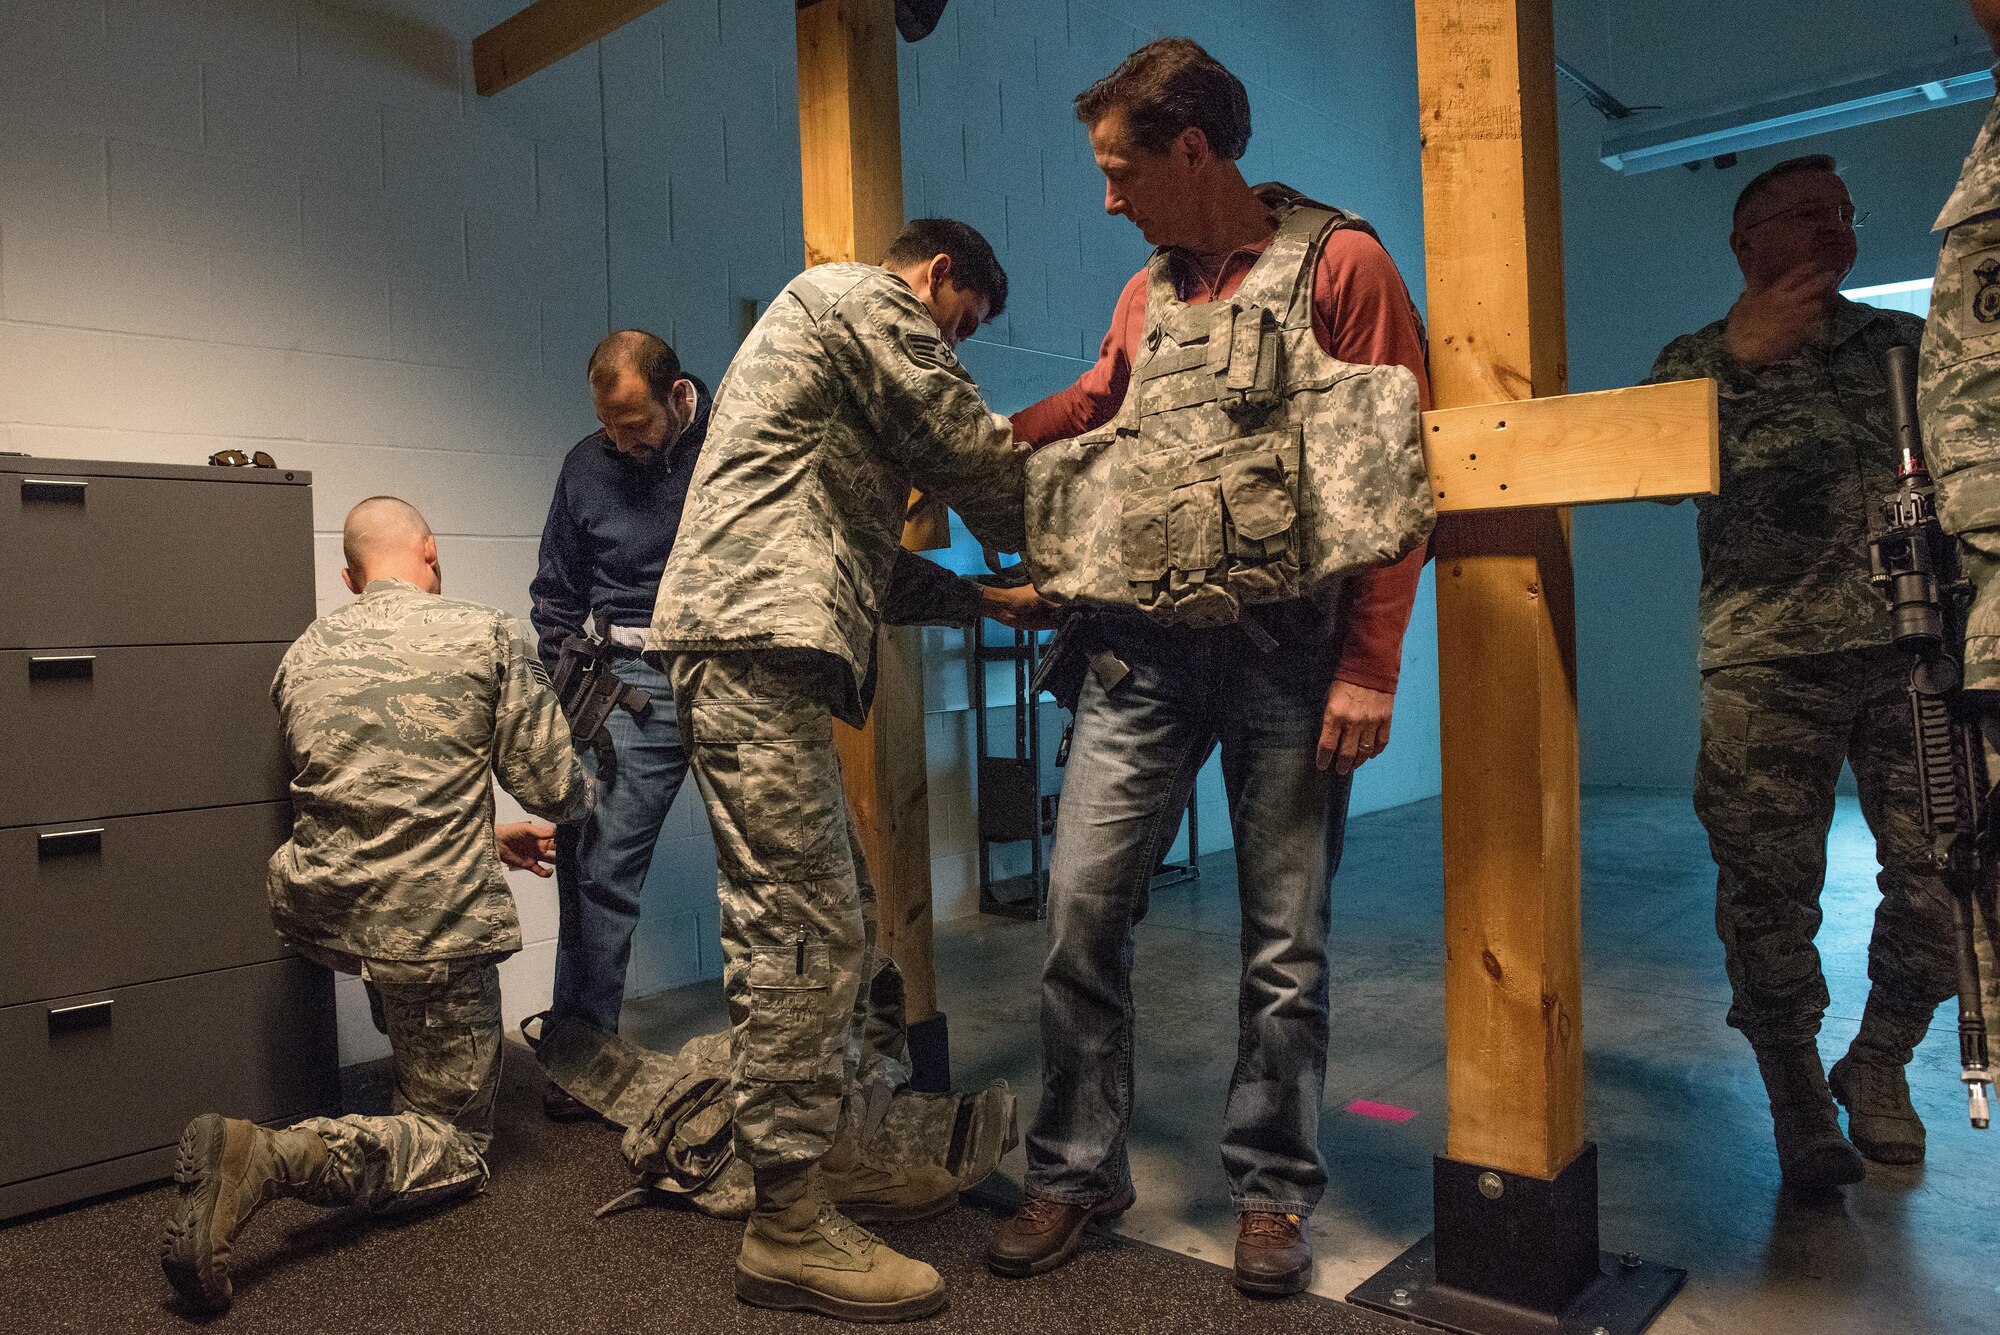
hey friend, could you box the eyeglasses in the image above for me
[1740,203,1867,232]
[208,449,276,468]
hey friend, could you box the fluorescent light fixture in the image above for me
[1602,46,1995,174]
[1841,279,1935,300]
[1841,278,1935,318]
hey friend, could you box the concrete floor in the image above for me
[626,788,2000,1335]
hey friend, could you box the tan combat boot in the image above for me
[820,1136,959,1223]
[160,1114,330,1312]
[736,1195,947,1322]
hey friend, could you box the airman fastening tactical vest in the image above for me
[1024,185,1435,629]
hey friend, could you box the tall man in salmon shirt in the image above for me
[985,38,1432,1299]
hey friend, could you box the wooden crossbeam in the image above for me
[472,0,670,97]
[796,0,943,1024]
[1425,378,1718,514]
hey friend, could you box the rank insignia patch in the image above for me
[905,330,957,370]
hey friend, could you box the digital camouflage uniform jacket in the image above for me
[647,263,1029,723]
[268,579,594,961]
[1648,297,1926,670]
[1923,95,2000,682]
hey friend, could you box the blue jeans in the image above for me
[550,651,691,1034]
[1024,613,1352,1215]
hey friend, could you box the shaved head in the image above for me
[341,496,440,594]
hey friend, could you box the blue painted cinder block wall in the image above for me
[1556,0,1990,792]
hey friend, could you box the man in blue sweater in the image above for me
[529,330,708,1118]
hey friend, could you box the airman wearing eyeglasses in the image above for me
[1646,154,1955,1194]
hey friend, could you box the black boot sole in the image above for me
[1233,1264,1310,1298]
[160,1115,233,1313]
[736,1265,947,1322]
[1780,1138,1866,1190]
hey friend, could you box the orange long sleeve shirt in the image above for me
[1011,228,1431,694]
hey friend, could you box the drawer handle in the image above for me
[21,478,87,503]
[48,999,114,1034]
[28,654,95,682]
[38,828,104,857]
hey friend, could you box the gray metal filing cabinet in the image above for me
[0,457,338,1220]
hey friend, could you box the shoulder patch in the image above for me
[530,659,552,689]
[905,330,957,370]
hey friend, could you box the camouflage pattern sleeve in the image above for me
[880,550,985,627]
[823,277,1030,554]
[490,612,594,823]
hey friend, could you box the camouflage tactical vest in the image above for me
[1024,186,1434,628]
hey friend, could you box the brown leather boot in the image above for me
[160,1115,330,1312]
[1234,1211,1311,1296]
[985,1184,1135,1278]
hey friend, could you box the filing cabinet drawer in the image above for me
[0,803,295,1007]
[0,643,291,827]
[0,958,337,1188]
[0,470,314,649]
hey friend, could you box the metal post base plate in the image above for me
[1348,1235,1686,1335]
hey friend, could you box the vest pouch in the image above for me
[1220,448,1297,556]
[1119,484,1169,609]
[1222,304,1283,420]
[1167,479,1225,577]
[1219,436,1303,609]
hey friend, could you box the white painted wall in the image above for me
[0,0,620,1063]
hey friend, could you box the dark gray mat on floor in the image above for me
[0,1044,1410,1334]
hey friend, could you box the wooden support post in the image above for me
[1353,4,1692,1328]
[796,0,942,1026]
[1419,0,1582,1184]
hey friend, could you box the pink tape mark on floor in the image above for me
[1343,1099,1418,1123]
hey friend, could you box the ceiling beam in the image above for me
[472,0,671,97]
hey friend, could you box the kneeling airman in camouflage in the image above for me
[159,497,592,1313]
[1650,157,1956,1190]
[647,219,1041,1323]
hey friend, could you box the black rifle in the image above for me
[551,633,651,772]
[1867,343,1997,1129]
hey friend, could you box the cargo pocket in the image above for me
[739,940,835,1083]
[689,696,846,882]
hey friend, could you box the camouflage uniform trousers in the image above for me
[1694,646,1957,1048]
[1922,207,2000,1042]
[665,648,877,1212]
[286,942,505,1211]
